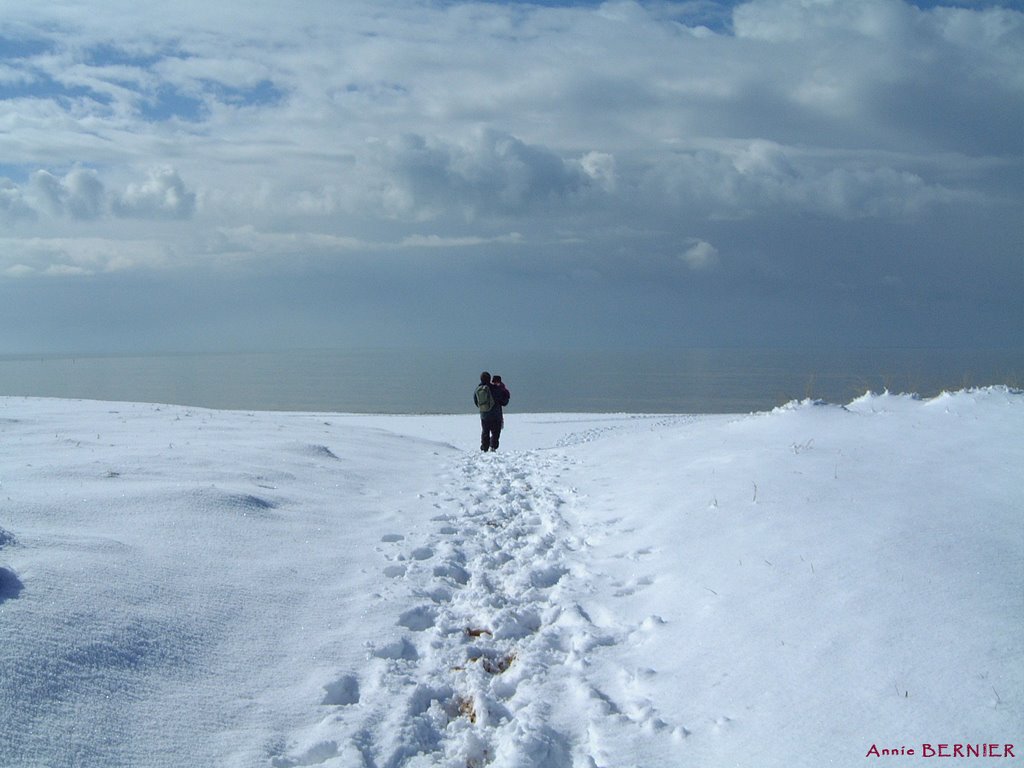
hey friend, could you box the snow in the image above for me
[0,389,1021,767]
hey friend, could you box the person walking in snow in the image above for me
[474,371,509,452]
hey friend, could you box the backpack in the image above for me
[475,383,494,413]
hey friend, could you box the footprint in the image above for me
[410,547,434,561]
[713,715,736,732]
[586,685,623,716]
[372,637,419,661]
[492,609,541,639]
[433,563,470,585]
[639,615,667,631]
[407,683,454,717]
[419,586,453,604]
[321,674,360,706]
[398,606,437,631]
[466,648,517,675]
[383,564,407,578]
[613,576,654,597]
[529,565,568,589]
[381,534,405,543]
[305,444,339,460]
[270,740,339,768]
[0,568,23,602]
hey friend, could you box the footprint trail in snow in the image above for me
[270,444,661,768]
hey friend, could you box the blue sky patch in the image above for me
[204,79,286,109]
[83,42,168,69]
[0,163,32,183]
[0,35,51,59]
[0,70,112,108]
[139,84,206,122]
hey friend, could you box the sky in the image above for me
[0,0,1021,355]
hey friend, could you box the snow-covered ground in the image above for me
[0,389,1021,767]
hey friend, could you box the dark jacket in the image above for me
[493,383,510,407]
[475,383,504,421]
[492,383,510,426]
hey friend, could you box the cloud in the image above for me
[0,178,36,222]
[112,166,196,219]
[579,151,617,192]
[729,0,1024,154]
[398,232,523,248]
[732,0,911,42]
[643,140,964,220]
[11,166,197,223]
[369,129,599,220]
[2,1,1018,225]
[0,0,1019,349]
[0,236,175,276]
[208,226,524,259]
[680,239,720,271]
[211,226,369,258]
[28,168,106,219]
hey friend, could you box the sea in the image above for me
[0,347,1020,415]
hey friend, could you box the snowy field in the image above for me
[0,389,1021,768]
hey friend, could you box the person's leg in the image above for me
[480,421,490,451]
[490,422,501,451]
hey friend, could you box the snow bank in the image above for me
[0,389,1020,767]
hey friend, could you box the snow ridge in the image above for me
[272,447,621,767]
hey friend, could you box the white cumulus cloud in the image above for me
[113,167,197,219]
[28,168,106,220]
